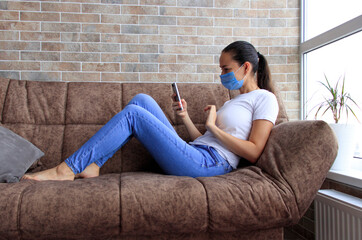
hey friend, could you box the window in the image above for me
[301,1,362,186]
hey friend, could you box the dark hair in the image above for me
[222,41,274,93]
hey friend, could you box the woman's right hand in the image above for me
[171,94,188,119]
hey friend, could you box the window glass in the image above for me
[304,0,362,40]
[304,31,362,123]
[304,31,362,157]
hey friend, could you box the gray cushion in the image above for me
[0,126,44,183]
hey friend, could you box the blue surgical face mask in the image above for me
[220,64,244,90]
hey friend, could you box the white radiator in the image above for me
[315,189,362,240]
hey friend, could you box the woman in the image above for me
[22,41,279,181]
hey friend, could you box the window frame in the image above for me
[300,14,362,119]
[300,2,362,188]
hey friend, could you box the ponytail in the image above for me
[256,52,274,93]
[222,41,274,93]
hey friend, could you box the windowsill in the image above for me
[327,169,362,189]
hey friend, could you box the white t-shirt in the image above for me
[189,89,279,169]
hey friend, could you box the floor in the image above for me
[284,228,306,240]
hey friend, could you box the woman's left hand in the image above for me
[204,105,217,130]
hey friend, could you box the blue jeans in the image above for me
[65,94,233,178]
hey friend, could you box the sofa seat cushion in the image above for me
[120,172,208,236]
[0,180,34,240]
[198,167,297,233]
[16,175,121,240]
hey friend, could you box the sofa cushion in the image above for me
[2,80,67,125]
[0,180,35,239]
[256,120,338,218]
[19,175,121,240]
[0,126,44,182]
[197,167,297,232]
[0,77,10,123]
[120,172,208,235]
[66,82,122,125]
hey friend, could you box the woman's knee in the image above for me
[128,93,158,109]
[131,93,154,103]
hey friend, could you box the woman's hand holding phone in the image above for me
[172,94,187,118]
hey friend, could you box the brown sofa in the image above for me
[0,77,338,240]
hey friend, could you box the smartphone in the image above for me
[172,83,183,110]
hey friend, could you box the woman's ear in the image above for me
[243,61,252,75]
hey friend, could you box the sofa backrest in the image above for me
[0,78,288,174]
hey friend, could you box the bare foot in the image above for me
[76,163,100,179]
[22,162,75,181]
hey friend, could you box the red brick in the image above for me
[61,0,99,2]
[160,7,196,16]
[42,42,81,52]
[121,6,158,15]
[159,64,196,73]
[42,3,81,13]
[42,62,81,71]
[0,51,19,61]
[141,0,176,6]
[101,53,139,63]
[159,26,196,35]
[140,73,176,82]
[139,35,176,44]
[160,45,195,54]
[122,44,158,53]
[101,34,138,44]
[0,21,40,31]
[82,43,120,53]
[82,4,120,14]
[2,1,40,11]
[0,41,40,51]
[21,32,60,41]
[20,12,60,22]
[21,72,61,81]
[177,36,213,45]
[0,62,40,71]
[61,33,100,43]
[42,23,81,32]
[21,52,60,61]
[197,27,232,36]
[101,73,139,82]
[101,15,138,24]
[0,31,19,40]
[215,0,248,8]
[83,24,120,34]
[251,0,287,9]
[63,72,100,82]
[62,13,100,23]
[62,53,100,62]
[197,8,233,18]
[177,17,212,26]
[0,11,19,20]
[82,63,120,72]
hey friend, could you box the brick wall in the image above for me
[0,0,300,120]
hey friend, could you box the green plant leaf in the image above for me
[311,74,360,123]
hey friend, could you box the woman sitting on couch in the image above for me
[22,40,279,181]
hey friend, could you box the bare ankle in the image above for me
[78,163,100,179]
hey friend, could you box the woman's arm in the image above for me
[172,97,202,141]
[205,105,273,163]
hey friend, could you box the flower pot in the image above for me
[329,123,357,171]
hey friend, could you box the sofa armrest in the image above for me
[256,120,338,217]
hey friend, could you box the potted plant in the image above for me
[311,74,360,171]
